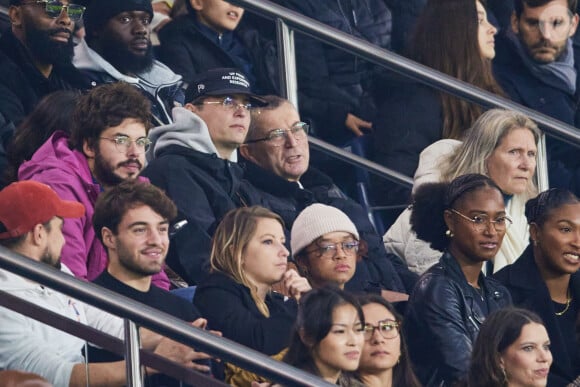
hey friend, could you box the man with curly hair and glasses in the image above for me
[19,82,171,290]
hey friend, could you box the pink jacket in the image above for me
[19,131,170,289]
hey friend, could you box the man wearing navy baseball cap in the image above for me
[141,67,265,286]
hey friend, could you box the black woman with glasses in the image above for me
[494,188,580,386]
[404,173,512,386]
[355,294,421,387]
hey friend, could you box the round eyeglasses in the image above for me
[245,122,309,147]
[197,96,252,111]
[100,136,151,153]
[306,240,359,259]
[450,209,512,233]
[363,320,400,341]
[18,1,86,22]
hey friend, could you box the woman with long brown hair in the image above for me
[372,0,503,205]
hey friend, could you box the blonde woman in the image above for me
[385,108,540,273]
[193,206,310,357]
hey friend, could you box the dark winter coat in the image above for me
[494,246,580,387]
[157,13,278,95]
[405,251,512,386]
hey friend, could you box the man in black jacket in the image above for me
[141,68,265,285]
[0,1,89,187]
[239,95,418,297]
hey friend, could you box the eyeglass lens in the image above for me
[364,322,399,340]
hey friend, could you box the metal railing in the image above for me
[230,0,580,191]
[0,246,334,387]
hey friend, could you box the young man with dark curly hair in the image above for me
[18,82,170,289]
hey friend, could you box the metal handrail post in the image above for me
[276,18,298,106]
[536,134,550,191]
[124,319,143,387]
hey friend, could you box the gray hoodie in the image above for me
[147,106,238,162]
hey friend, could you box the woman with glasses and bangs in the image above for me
[355,294,421,387]
[494,189,580,385]
[405,173,512,386]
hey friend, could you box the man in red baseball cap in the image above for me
[0,180,207,385]
[0,180,85,269]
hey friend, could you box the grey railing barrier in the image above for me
[0,246,335,387]
[230,0,580,191]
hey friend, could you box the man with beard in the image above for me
[0,180,210,385]
[73,0,184,125]
[494,0,580,193]
[18,82,171,290]
[90,180,213,385]
[0,0,90,187]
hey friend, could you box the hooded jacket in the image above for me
[18,131,169,289]
[0,264,124,386]
[141,107,252,285]
[73,39,183,125]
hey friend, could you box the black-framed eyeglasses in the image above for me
[245,122,309,146]
[306,240,359,259]
[196,96,252,111]
[450,209,512,233]
[100,135,151,153]
[18,1,86,22]
[363,320,400,341]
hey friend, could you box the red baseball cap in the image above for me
[0,181,85,240]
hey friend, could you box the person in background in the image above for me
[355,294,421,387]
[405,174,512,386]
[385,108,539,274]
[4,90,80,185]
[465,307,552,387]
[279,0,392,144]
[494,188,580,385]
[74,0,183,125]
[157,0,278,94]
[372,0,503,207]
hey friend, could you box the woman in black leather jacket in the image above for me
[404,174,512,386]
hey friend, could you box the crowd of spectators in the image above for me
[1,0,580,386]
